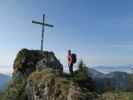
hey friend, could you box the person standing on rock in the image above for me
[68,50,77,75]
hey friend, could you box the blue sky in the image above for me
[0,0,133,74]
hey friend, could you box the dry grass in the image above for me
[100,92,133,100]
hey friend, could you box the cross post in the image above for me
[32,14,54,52]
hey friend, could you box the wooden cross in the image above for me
[32,14,54,51]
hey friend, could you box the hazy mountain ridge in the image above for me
[0,73,10,90]
[89,68,130,91]
[92,64,133,73]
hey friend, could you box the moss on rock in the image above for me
[26,68,97,100]
[13,48,63,78]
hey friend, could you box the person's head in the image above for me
[68,50,71,54]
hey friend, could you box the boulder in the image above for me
[13,49,63,79]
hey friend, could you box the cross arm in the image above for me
[32,20,54,27]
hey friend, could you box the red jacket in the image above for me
[68,53,72,64]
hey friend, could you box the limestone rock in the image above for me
[26,68,95,100]
[2,49,97,100]
[13,49,63,78]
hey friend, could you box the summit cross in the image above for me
[32,14,54,51]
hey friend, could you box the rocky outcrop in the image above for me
[26,68,94,100]
[2,49,97,100]
[13,49,63,79]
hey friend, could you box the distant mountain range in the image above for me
[89,68,130,91]
[0,73,10,91]
[91,64,133,73]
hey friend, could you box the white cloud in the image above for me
[111,44,133,48]
[0,66,13,75]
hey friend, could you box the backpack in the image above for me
[71,53,77,64]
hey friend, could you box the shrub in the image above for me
[73,60,96,92]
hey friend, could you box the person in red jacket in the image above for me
[68,50,73,75]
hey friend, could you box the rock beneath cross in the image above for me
[13,49,63,78]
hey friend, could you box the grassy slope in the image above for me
[100,92,133,100]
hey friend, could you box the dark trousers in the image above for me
[69,63,73,75]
